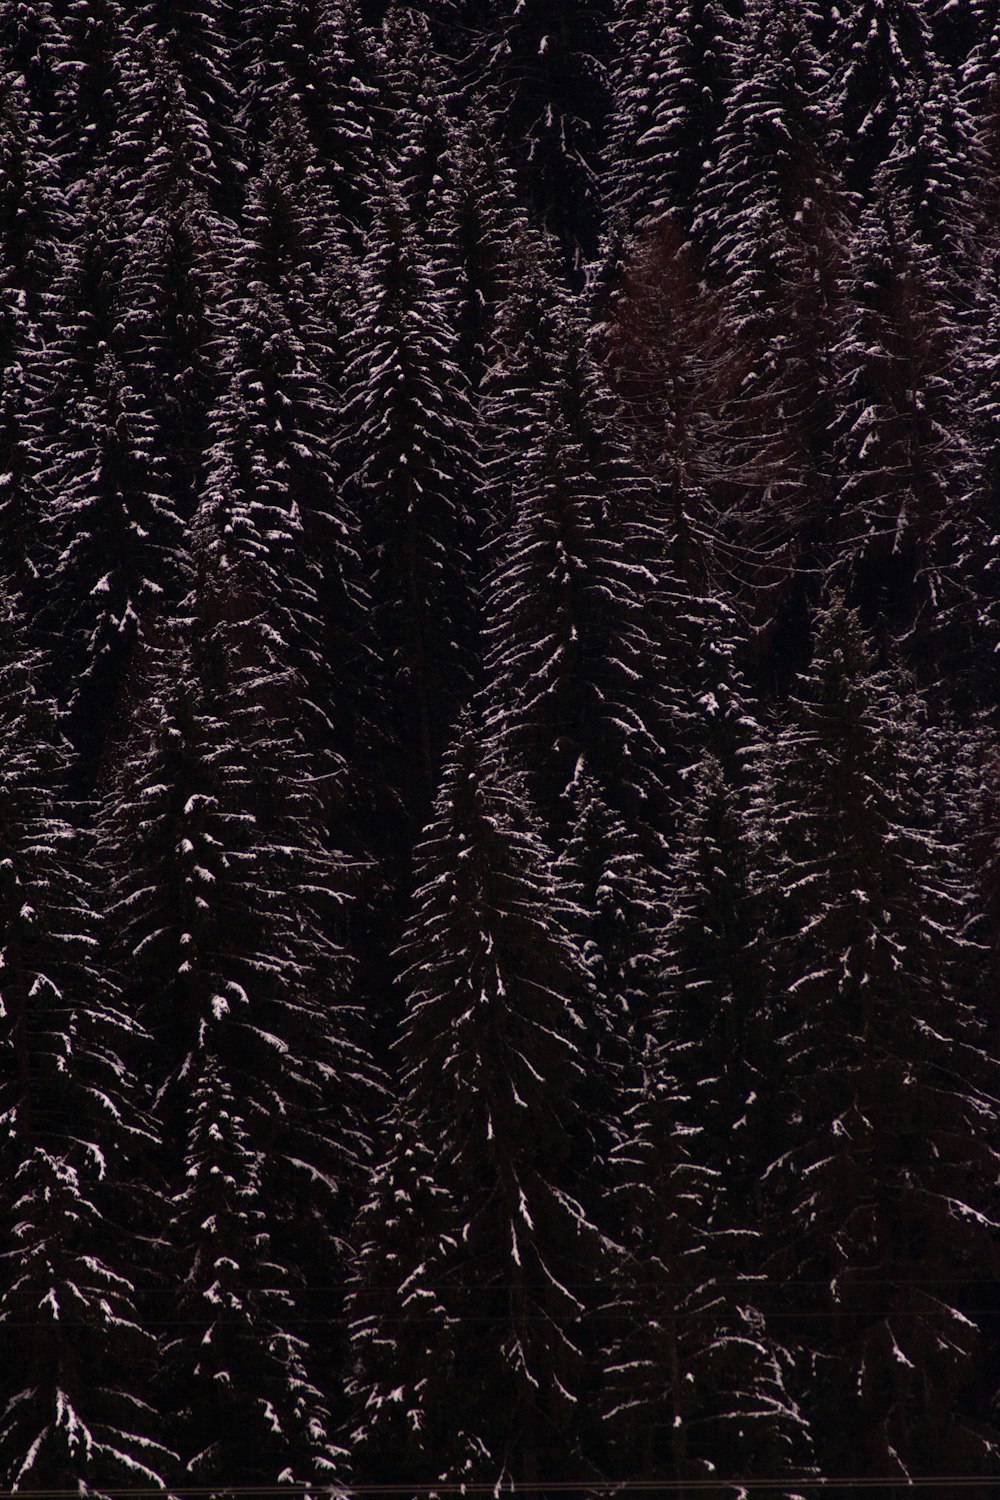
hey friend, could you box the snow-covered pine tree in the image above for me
[762,598,1000,1479]
[127,0,244,213]
[0,70,67,610]
[349,718,610,1489]
[33,192,189,786]
[0,589,173,1493]
[95,468,375,1482]
[482,406,669,844]
[868,66,980,279]
[112,35,227,229]
[600,1037,816,1495]
[829,190,988,698]
[962,0,1000,201]
[239,0,382,236]
[826,0,944,195]
[0,0,71,143]
[687,0,852,665]
[483,325,731,855]
[599,216,736,592]
[556,758,664,1049]
[192,286,379,851]
[425,107,528,394]
[605,0,740,242]
[377,2,458,225]
[104,31,245,529]
[337,167,480,810]
[478,226,573,544]
[475,0,615,274]
[33,184,188,788]
[240,90,357,358]
[51,0,130,192]
[598,673,818,1492]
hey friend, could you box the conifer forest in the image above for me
[11,0,1000,1495]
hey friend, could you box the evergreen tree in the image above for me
[478,227,573,543]
[194,288,378,846]
[827,0,943,194]
[426,107,528,392]
[338,171,480,809]
[241,92,357,356]
[96,599,370,1484]
[483,329,729,852]
[762,599,1000,1480]
[0,70,67,607]
[128,0,244,211]
[349,721,609,1489]
[239,0,382,232]
[0,0,69,133]
[477,0,615,272]
[34,201,188,785]
[54,0,130,190]
[601,1042,815,1494]
[689,0,852,664]
[0,592,172,1492]
[830,194,988,696]
[605,0,739,240]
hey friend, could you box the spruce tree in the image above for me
[337,170,480,809]
[0,592,172,1493]
[349,720,608,1489]
[0,70,66,608]
[762,599,1000,1480]
[477,0,615,272]
[96,580,371,1486]
[830,193,987,695]
[605,0,739,240]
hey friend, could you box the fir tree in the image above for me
[477,0,615,272]
[830,193,988,696]
[349,720,609,1489]
[827,0,943,194]
[605,0,739,240]
[96,612,370,1485]
[0,70,67,608]
[0,592,172,1493]
[239,0,382,232]
[762,599,1000,1480]
[338,171,480,808]
[128,0,244,211]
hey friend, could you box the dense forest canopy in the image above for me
[1,1,1000,1497]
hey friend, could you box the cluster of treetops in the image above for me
[3,0,1000,1496]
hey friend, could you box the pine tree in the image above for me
[827,0,944,194]
[605,0,739,240]
[34,197,188,785]
[425,107,528,393]
[0,70,67,608]
[241,91,356,355]
[601,1041,815,1494]
[128,0,244,211]
[349,720,609,1489]
[53,0,130,190]
[762,599,1000,1480]
[477,0,615,272]
[239,0,382,232]
[0,0,71,140]
[0,592,173,1493]
[483,329,728,852]
[96,603,371,1484]
[478,227,573,543]
[829,193,988,696]
[688,0,853,663]
[194,287,378,845]
[338,171,480,809]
